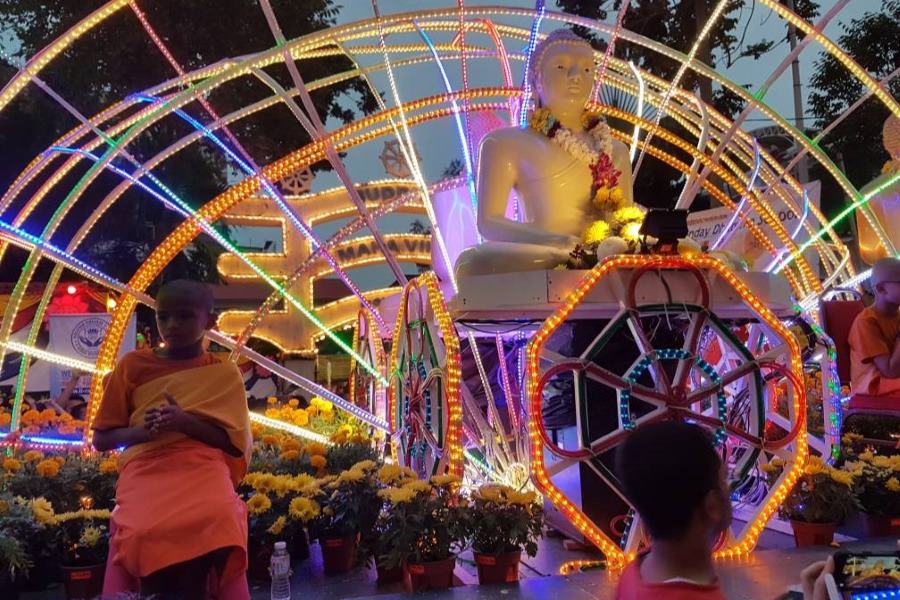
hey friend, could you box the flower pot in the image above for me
[403,556,455,592]
[61,563,105,600]
[474,550,522,585]
[321,534,357,574]
[790,520,836,547]
[21,557,59,591]
[862,513,900,538]
[290,528,310,562]
[376,561,403,584]
[247,542,273,581]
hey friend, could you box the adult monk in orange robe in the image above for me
[848,258,900,403]
[92,280,252,599]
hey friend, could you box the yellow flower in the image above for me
[620,221,642,242]
[378,487,417,505]
[887,477,900,493]
[829,469,854,487]
[246,493,272,515]
[477,484,507,502]
[402,480,431,494]
[79,526,103,548]
[253,474,278,495]
[289,497,321,522]
[0,500,8,515]
[611,206,645,227]
[593,187,619,210]
[310,397,333,413]
[307,442,327,457]
[583,220,611,244]
[3,458,22,473]
[859,451,875,463]
[310,455,327,470]
[331,431,348,445]
[267,516,287,536]
[609,187,625,208]
[30,497,55,524]
[507,490,538,506]
[529,107,552,134]
[267,397,278,405]
[805,456,826,476]
[292,474,316,489]
[842,432,863,445]
[378,464,403,484]
[279,450,300,462]
[288,398,300,408]
[771,458,785,468]
[35,459,60,478]
[291,410,309,427]
[760,463,778,473]
[99,459,118,474]
[299,482,324,497]
[872,456,892,470]
[430,474,461,488]
[350,432,368,444]
[351,460,376,473]
[336,469,365,484]
[22,450,43,462]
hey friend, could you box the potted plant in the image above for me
[377,475,469,592]
[0,531,31,599]
[468,483,543,584]
[764,456,855,546]
[845,452,900,537]
[310,460,380,573]
[53,508,111,600]
[241,472,317,580]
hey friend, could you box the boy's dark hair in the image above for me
[616,421,722,541]
[157,279,214,313]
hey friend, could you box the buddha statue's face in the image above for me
[535,42,595,118]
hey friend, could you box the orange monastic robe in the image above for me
[93,349,252,585]
[848,307,900,398]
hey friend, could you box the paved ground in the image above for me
[20,530,898,599]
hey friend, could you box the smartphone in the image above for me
[833,551,900,593]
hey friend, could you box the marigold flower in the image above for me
[310,455,327,470]
[2,458,21,473]
[289,497,321,522]
[99,459,118,474]
[0,413,10,427]
[351,460,377,473]
[887,477,900,493]
[282,439,302,453]
[246,493,272,515]
[35,459,60,478]
[261,435,280,448]
[30,497,55,524]
[430,474,461,488]
[267,516,287,535]
[279,450,300,462]
[23,450,43,463]
[306,442,327,457]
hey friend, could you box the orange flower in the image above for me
[0,413,10,427]
[279,450,300,462]
[3,458,22,473]
[261,434,280,448]
[310,455,327,470]
[23,450,44,463]
[282,439,302,453]
[99,459,118,474]
[306,442,327,457]
[35,459,60,478]
[21,409,41,424]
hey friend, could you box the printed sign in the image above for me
[48,313,135,397]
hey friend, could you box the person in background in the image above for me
[92,280,252,599]
[615,421,730,600]
[848,257,900,400]
[49,370,86,419]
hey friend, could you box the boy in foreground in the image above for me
[615,421,731,600]
[92,280,252,599]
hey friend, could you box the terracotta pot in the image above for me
[403,556,455,592]
[61,563,106,600]
[247,543,273,581]
[474,550,522,585]
[790,520,836,547]
[376,561,403,584]
[290,528,310,561]
[321,533,358,574]
[862,513,900,538]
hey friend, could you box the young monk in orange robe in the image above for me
[92,280,252,599]
[848,257,900,401]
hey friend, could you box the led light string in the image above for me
[517,0,546,126]
[632,0,729,177]
[710,139,762,250]
[591,0,632,104]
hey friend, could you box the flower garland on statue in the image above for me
[530,107,644,268]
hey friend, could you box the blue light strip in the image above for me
[50,145,387,383]
[0,432,85,447]
[517,0,546,127]
[711,139,760,251]
[411,22,478,215]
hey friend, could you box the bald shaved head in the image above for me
[157,279,214,313]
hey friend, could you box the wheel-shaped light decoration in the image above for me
[389,272,463,479]
[349,308,387,424]
[526,255,807,567]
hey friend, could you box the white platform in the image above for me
[448,268,794,322]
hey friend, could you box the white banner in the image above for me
[687,181,821,271]
[48,313,135,397]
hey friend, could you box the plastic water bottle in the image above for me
[270,541,291,600]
